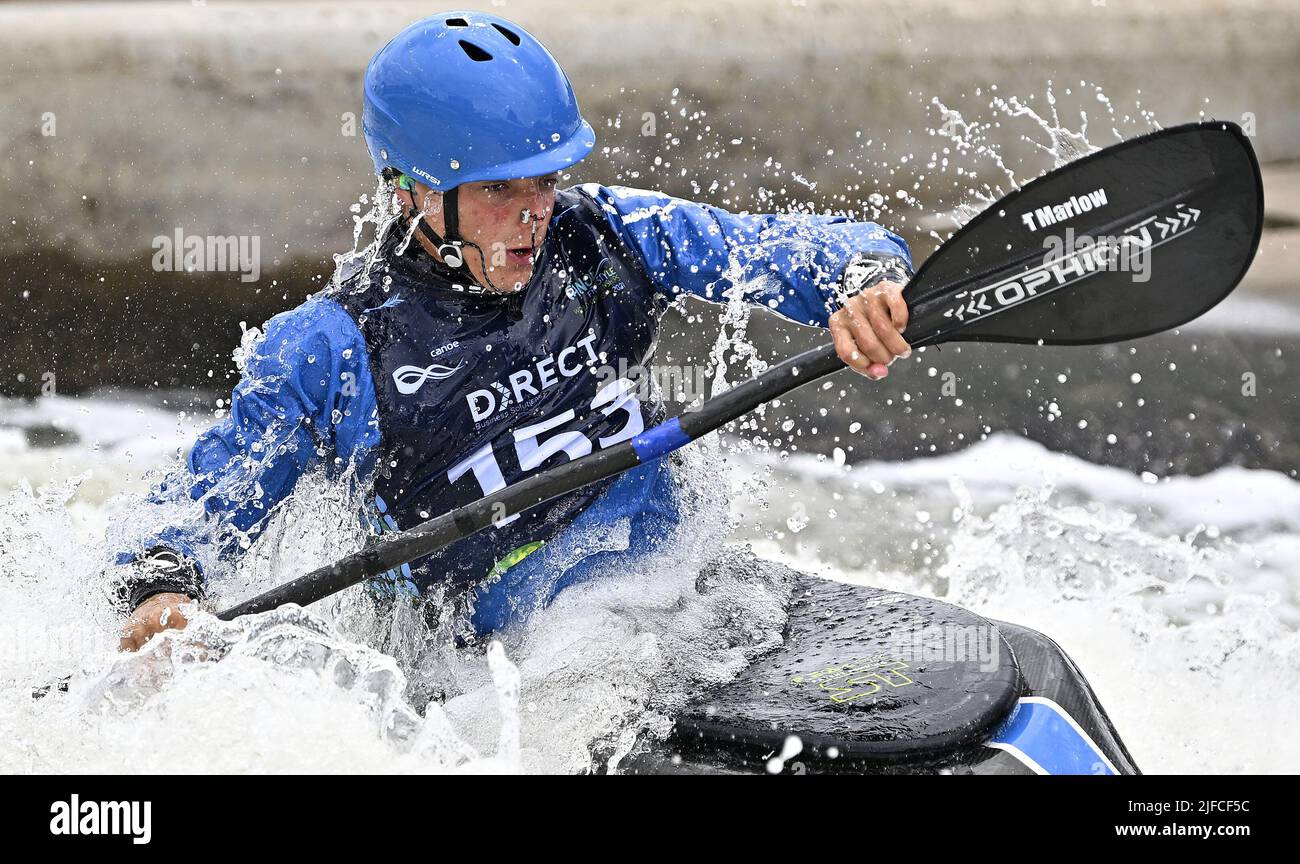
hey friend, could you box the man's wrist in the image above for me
[114,548,205,614]
[832,253,912,310]
[131,587,199,611]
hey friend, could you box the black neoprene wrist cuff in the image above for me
[113,547,205,614]
[831,252,913,310]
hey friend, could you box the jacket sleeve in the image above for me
[580,183,912,327]
[109,295,382,606]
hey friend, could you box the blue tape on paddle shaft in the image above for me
[631,417,692,462]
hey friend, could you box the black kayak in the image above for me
[624,576,1139,775]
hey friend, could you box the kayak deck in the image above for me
[625,576,1138,775]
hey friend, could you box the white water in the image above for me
[0,394,797,774]
[734,435,1300,774]
[2,394,1297,773]
[2,86,1295,774]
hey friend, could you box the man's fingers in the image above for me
[118,622,144,652]
[883,286,910,333]
[118,596,194,652]
[865,293,912,358]
[830,315,877,377]
[843,305,894,367]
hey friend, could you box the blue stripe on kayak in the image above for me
[631,417,691,462]
[987,697,1118,775]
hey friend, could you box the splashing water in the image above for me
[932,484,1300,774]
[0,394,793,773]
[735,434,1300,774]
[1,83,1292,774]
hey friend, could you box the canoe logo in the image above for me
[392,360,464,395]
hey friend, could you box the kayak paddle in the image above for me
[212,120,1262,618]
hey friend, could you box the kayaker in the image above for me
[114,10,913,650]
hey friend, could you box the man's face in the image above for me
[404,173,560,293]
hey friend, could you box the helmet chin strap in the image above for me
[405,184,527,295]
[408,186,467,269]
[432,186,466,268]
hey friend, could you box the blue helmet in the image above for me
[362,12,596,190]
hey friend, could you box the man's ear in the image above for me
[410,185,443,217]
[396,183,424,217]
[397,186,416,214]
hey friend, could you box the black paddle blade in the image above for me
[901,121,1264,347]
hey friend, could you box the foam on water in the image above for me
[0,394,795,772]
[740,438,1300,773]
[934,490,1300,775]
[5,390,1296,773]
[1,84,1293,773]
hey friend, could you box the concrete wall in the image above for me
[2,0,1298,266]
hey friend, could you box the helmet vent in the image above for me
[458,40,493,61]
[492,23,522,45]
[445,17,469,27]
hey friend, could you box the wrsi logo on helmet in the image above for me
[362,11,596,291]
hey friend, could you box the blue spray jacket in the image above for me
[119,184,910,635]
